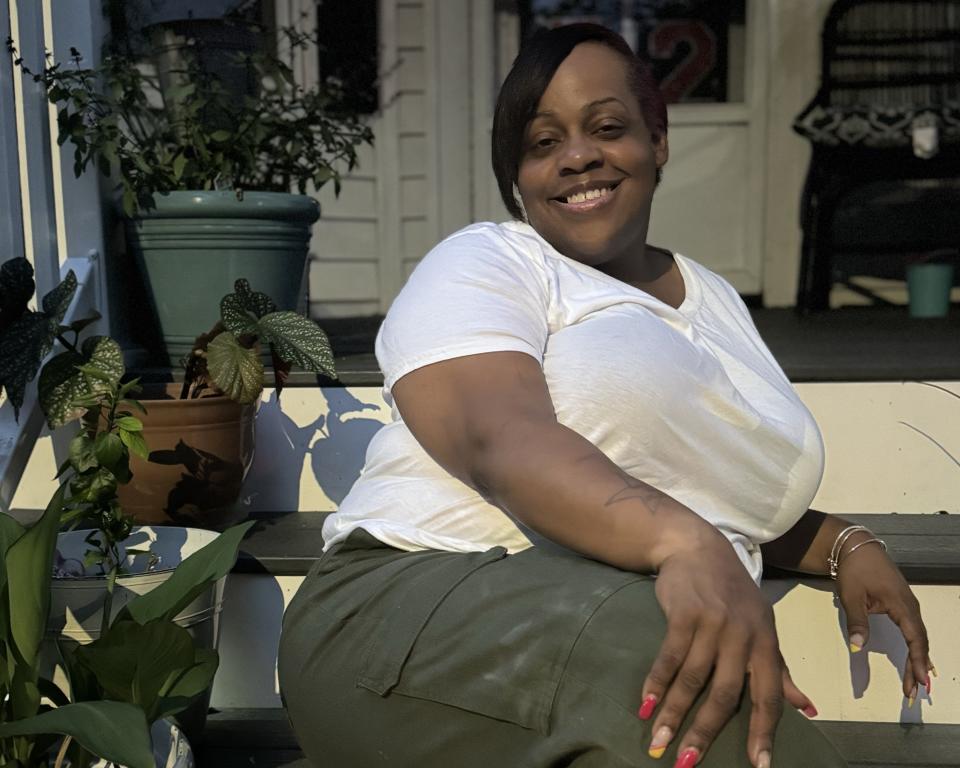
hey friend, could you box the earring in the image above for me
[512,183,529,223]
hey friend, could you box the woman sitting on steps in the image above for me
[279,23,931,768]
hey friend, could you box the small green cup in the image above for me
[907,263,955,318]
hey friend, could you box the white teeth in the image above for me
[565,187,610,204]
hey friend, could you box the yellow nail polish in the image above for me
[907,696,915,708]
[648,746,666,759]
[849,642,862,653]
[931,666,939,678]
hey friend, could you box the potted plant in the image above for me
[116,278,337,528]
[8,14,374,364]
[0,256,254,766]
[0,486,253,768]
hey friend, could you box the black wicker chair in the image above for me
[793,0,960,313]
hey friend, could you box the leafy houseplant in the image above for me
[7,26,373,216]
[0,256,254,766]
[7,21,374,363]
[0,487,252,768]
[116,278,337,527]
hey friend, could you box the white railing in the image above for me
[0,0,106,513]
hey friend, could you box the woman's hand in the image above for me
[835,539,933,702]
[640,543,814,768]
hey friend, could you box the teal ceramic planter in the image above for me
[906,263,955,318]
[126,191,320,364]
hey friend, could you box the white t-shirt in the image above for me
[321,221,825,582]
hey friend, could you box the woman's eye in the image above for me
[597,123,624,136]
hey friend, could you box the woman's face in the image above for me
[516,42,668,273]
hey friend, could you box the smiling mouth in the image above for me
[551,181,622,212]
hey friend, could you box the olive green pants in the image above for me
[278,530,847,767]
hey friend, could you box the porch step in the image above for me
[195,708,960,767]
[236,510,960,583]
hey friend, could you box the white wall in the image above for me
[14,380,960,519]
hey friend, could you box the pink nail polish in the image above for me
[674,747,699,768]
[802,703,819,718]
[638,694,658,720]
[925,674,932,693]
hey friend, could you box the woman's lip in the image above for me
[550,184,619,213]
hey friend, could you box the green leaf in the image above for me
[41,269,77,322]
[120,521,254,625]
[94,432,123,468]
[57,637,100,704]
[119,428,150,461]
[154,646,219,720]
[0,257,35,329]
[172,152,187,181]
[219,293,260,337]
[122,186,136,218]
[259,311,336,378]
[116,415,143,431]
[5,486,66,695]
[0,700,154,768]
[0,513,27,643]
[68,433,98,473]
[75,363,113,382]
[210,130,231,142]
[75,467,118,504]
[119,377,143,399]
[222,278,276,322]
[39,336,124,428]
[206,332,264,404]
[76,620,195,722]
[0,310,59,419]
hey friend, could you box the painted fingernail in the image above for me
[674,747,700,768]
[848,633,865,653]
[907,685,917,708]
[757,749,772,768]
[802,703,819,718]
[648,726,673,759]
[638,694,658,720]
[930,665,939,678]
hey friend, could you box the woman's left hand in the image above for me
[835,540,933,701]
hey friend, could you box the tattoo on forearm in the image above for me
[605,474,667,514]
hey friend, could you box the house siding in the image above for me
[308,0,432,319]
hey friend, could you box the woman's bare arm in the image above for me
[762,510,931,694]
[391,350,725,570]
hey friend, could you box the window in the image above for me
[520,0,747,104]
[317,0,379,115]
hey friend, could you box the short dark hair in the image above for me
[492,24,668,220]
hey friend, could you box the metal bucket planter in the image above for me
[45,527,228,748]
[125,191,319,365]
[116,384,258,529]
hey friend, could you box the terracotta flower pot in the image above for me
[117,384,258,528]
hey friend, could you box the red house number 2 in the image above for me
[648,20,718,103]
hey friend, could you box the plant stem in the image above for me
[54,735,72,768]
[100,564,118,638]
[55,333,80,354]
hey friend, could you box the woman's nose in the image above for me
[559,133,603,175]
